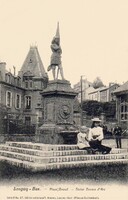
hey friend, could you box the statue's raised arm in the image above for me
[47,23,65,80]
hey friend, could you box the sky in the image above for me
[0,0,128,86]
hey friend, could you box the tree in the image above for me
[82,100,116,119]
[92,77,104,89]
[82,100,103,116]
[0,104,8,134]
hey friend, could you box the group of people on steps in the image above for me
[77,117,123,154]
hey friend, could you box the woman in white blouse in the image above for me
[88,118,111,154]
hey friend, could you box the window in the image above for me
[17,77,21,86]
[24,80,33,88]
[6,91,12,107]
[121,95,127,103]
[25,81,29,88]
[25,116,31,126]
[29,58,32,63]
[121,105,123,112]
[7,74,11,83]
[120,102,128,121]
[125,105,127,112]
[15,94,21,109]
[25,96,31,109]
[30,81,33,88]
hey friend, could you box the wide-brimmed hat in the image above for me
[91,117,101,122]
[80,126,89,132]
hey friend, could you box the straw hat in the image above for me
[91,117,101,122]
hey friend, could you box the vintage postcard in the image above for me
[0,0,128,200]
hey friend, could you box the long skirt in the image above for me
[89,140,111,154]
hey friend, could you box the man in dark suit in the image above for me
[113,124,122,148]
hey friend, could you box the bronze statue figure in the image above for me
[47,23,64,80]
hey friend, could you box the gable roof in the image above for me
[114,81,128,94]
[18,46,48,78]
[88,86,106,94]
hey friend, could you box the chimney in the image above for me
[0,62,6,81]
[13,66,16,76]
[109,82,114,87]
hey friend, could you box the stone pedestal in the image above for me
[35,80,78,144]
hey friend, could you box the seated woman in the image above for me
[88,118,112,154]
[77,126,93,154]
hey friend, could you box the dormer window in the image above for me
[6,74,11,83]
[29,59,32,63]
[24,80,33,89]
[17,77,21,86]
[30,81,33,88]
[25,81,29,88]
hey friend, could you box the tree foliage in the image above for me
[82,100,116,118]
[0,104,8,134]
[92,77,104,89]
[0,103,7,116]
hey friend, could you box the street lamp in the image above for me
[80,75,85,125]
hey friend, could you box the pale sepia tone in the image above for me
[0,0,128,199]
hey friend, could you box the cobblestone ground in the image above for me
[103,138,128,149]
[0,139,128,186]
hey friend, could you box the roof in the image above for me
[89,86,106,94]
[114,81,128,94]
[99,86,109,92]
[18,46,48,78]
[23,71,34,77]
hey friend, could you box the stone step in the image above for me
[0,150,128,164]
[0,155,128,172]
[5,141,128,154]
[0,145,89,157]
[0,150,48,164]
[0,156,46,170]
[0,144,127,157]
[6,142,78,151]
[37,158,128,172]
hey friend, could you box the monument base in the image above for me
[37,79,78,144]
[35,123,78,144]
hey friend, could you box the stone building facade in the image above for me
[114,81,128,129]
[73,78,93,102]
[0,46,48,128]
[88,83,119,102]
